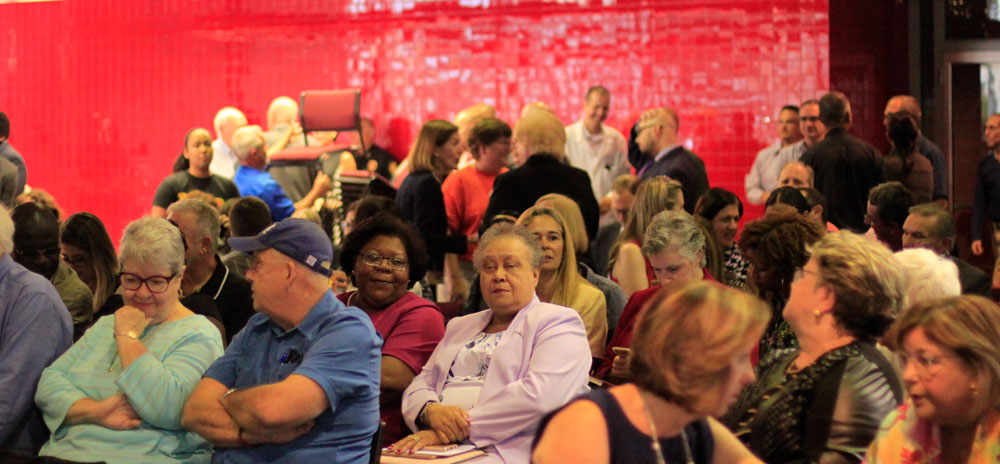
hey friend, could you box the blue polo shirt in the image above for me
[205,290,382,464]
[232,165,296,222]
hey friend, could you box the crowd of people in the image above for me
[1,85,1000,464]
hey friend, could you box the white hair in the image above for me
[267,96,299,130]
[213,107,247,138]
[894,248,961,303]
[0,205,12,254]
[231,125,264,161]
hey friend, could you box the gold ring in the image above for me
[410,434,422,442]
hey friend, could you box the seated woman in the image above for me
[533,282,769,464]
[337,213,446,444]
[868,295,1000,462]
[396,120,473,302]
[738,205,825,361]
[389,224,592,463]
[35,216,224,463]
[608,177,684,297]
[60,212,119,316]
[723,231,906,463]
[694,188,748,289]
[517,206,608,359]
[597,210,715,380]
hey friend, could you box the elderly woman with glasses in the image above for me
[723,231,906,463]
[34,216,224,463]
[867,295,1000,462]
[337,212,446,444]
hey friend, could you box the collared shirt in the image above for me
[0,253,72,454]
[195,255,254,344]
[209,139,238,179]
[745,141,798,205]
[972,152,1000,241]
[206,290,382,464]
[233,165,295,222]
[564,120,630,200]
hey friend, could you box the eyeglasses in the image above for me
[61,253,91,266]
[800,116,820,122]
[119,272,178,293]
[15,246,60,259]
[899,352,953,379]
[360,251,408,271]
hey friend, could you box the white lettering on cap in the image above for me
[306,255,317,266]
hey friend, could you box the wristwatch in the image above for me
[114,330,139,340]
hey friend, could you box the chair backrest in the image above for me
[369,420,385,464]
[299,89,362,146]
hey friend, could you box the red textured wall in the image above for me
[0,0,828,241]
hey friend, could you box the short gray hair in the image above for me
[894,248,961,304]
[119,216,186,274]
[167,198,221,253]
[641,210,706,268]
[0,205,12,254]
[474,223,543,271]
[231,125,264,161]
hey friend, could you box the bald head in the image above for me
[520,101,554,120]
[777,161,814,188]
[267,96,299,131]
[11,202,61,279]
[455,103,496,153]
[513,109,565,166]
[213,107,248,147]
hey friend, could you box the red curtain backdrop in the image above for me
[0,0,828,241]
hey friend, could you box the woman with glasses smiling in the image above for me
[34,216,224,463]
[338,212,445,444]
[867,295,1000,462]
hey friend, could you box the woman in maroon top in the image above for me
[608,177,684,298]
[338,212,446,443]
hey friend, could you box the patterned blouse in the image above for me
[867,402,1000,463]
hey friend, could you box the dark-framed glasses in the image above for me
[119,272,178,293]
[360,251,408,271]
[15,246,60,259]
[61,252,91,266]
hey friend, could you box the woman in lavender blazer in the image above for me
[389,223,592,463]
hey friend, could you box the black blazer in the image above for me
[638,146,709,214]
[481,153,600,240]
[397,170,467,271]
[801,127,885,233]
[953,256,992,298]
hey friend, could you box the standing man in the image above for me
[970,114,1000,285]
[564,86,630,207]
[632,107,709,214]
[210,107,248,179]
[182,218,382,463]
[745,105,803,205]
[0,112,27,196]
[884,95,948,201]
[0,205,72,454]
[776,100,826,163]
[801,92,885,232]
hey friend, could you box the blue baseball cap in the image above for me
[229,218,333,277]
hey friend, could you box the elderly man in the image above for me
[564,86,629,204]
[745,104,803,205]
[865,181,915,252]
[0,205,72,454]
[884,95,947,201]
[166,198,255,343]
[0,112,26,196]
[480,109,600,239]
[11,203,92,338]
[232,125,330,222]
[801,91,886,232]
[632,107,709,214]
[903,202,991,297]
[210,107,248,179]
[182,218,382,463]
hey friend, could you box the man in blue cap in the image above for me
[182,218,382,463]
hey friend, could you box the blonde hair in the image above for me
[408,120,458,174]
[536,193,588,253]
[608,177,684,270]
[630,282,769,415]
[888,295,1000,414]
[513,110,566,160]
[516,206,593,307]
[808,231,907,340]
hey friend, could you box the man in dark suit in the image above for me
[801,91,886,233]
[481,109,600,240]
[631,107,708,214]
[902,203,991,297]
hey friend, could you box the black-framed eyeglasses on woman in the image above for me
[119,272,178,293]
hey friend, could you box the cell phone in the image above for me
[612,347,632,357]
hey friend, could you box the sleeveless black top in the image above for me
[535,389,714,464]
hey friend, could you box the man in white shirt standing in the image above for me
[745,104,803,205]
[564,86,629,212]
[209,106,248,179]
